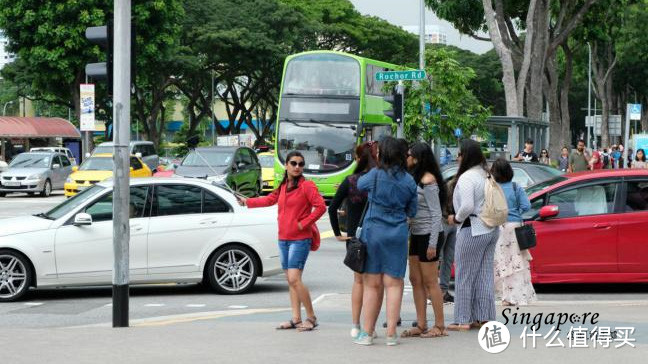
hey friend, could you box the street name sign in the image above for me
[376,70,426,81]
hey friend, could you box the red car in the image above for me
[524,169,648,284]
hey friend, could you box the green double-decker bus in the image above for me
[273,51,404,198]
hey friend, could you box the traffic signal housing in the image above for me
[84,24,113,91]
[383,88,403,124]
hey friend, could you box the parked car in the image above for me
[257,152,275,194]
[0,152,74,197]
[93,141,159,171]
[174,147,262,197]
[30,147,77,165]
[0,177,282,301]
[523,169,648,284]
[0,159,7,173]
[442,161,563,188]
[64,153,152,197]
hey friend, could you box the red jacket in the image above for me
[246,177,326,241]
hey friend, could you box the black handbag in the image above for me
[512,182,537,250]
[343,173,376,273]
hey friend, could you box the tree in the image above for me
[401,48,491,144]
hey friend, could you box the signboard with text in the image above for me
[79,84,96,131]
[375,70,426,81]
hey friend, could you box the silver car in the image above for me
[0,152,74,197]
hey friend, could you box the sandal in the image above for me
[470,321,488,329]
[447,323,471,331]
[400,325,428,338]
[276,319,301,330]
[297,316,318,332]
[420,325,448,338]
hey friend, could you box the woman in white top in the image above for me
[632,149,648,169]
[446,140,500,331]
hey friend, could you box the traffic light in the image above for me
[383,88,403,124]
[84,24,113,90]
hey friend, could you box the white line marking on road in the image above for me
[144,304,165,307]
[312,293,339,305]
[227,305,248,309]
[24,302,44,306]
[103,304,113,307]
[186,304,206,308]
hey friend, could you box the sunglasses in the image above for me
[289,160,305,167]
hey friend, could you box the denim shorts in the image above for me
[278,239,311,270]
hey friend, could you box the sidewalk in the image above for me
[4,294,646,363]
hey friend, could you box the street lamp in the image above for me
[2,100,14,116]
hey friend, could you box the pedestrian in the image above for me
[568,139,590,173]
[238,151,326,331]
[558,147,570,172]
[590,147,603,170]
[446,139,500,331]
[601,148,611,169]
[539,149,551,165]
[490,159,537,306]
[632,149,647,169]
[439,151,461,304]
[400,142,448,339]
[514,139,539,162]
[611,145,621,168]
[619,144,625,168]
[627,148,634,169]
[353,136,417,346]
[328,141,378,338]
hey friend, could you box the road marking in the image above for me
[24,302,44,306]
[525,300,648,307]
[186,304,206,308]
[103,304,112,307]
[144,304,165,307]
[312,293,339,305]
[227,305,248,309]
[320,230,335,239]
[131,308,289,327]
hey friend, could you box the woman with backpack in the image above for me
[491,159,537,306]
[328,141,378,338]
[400,142,448,339]
[353,136,418,346]
[238,151,326,332]
[446,139,501,331]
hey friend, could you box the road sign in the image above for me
[630,103,642,120]
[79,84,95,131]
[376,70,426,81]
[454,128,462,138]
[585,115,622,137]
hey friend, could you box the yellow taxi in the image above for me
[257,152,275,194]
[64,153,152,197]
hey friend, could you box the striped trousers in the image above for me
[453,226,499,324]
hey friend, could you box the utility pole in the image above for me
[211,71,216,146]
[587,43,592,150]
[112,0,131,328]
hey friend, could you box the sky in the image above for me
[348,0,493,55]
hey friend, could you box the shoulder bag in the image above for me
[512,182,537,250]
[343,172,377,273]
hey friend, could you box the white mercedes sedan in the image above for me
[0,178,281,301]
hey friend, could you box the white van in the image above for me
[30,147,77,165]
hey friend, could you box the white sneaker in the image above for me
[350,326,360,338]
[385,335,399,346]
[353,331,374,346]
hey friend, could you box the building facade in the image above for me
[403,25,448,45]
[0,30,15,70]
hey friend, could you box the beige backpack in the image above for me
[479,173,509,228]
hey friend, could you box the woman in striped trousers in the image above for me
[446,140,500,331]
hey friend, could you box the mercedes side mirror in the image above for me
[74,213,93,226]
[539,205,559,220]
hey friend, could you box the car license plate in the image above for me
[3,181,20,186]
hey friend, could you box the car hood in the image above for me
[1,167,49,177]
[0,216,54,237]
[70,170,113,181]
[174,165,228,178]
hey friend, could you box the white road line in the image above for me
[312,293,339,305]
[227,305,248,309]
[24,302,44,306]
[186,304,206,308]
[144,304,165,307]
[103,304,113,307]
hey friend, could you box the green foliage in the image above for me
[399,48,491,143]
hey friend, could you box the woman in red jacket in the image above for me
[237,151,326,331]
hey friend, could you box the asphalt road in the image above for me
[1,192,648,329]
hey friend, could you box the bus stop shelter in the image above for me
[487,116,549,159]
[0,117,81,161]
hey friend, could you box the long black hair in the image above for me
[378,136,407,172]
[455,139,487,181]
[409,142,447,208]
[278,150,304,191]
[636,149,646,162]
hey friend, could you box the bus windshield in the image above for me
[283,54,361,97]
[278,121,356,173]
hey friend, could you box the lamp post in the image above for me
[2,100,14,116]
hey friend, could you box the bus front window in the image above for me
[283,54,360,97]
[278,122,356,173]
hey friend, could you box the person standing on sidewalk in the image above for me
[539,149,551,166]
[328,141,378,338]
[400,142,448,339]
[439,151,462,304]
[353,136,417,346]
[558,147,570,172]
[590,147,603,170]
[568,139,590,173]
[513,139,539,162]
[238,151,326,332]
[446,139,500,331]
[632,149,647,169]
[490,159,537,306]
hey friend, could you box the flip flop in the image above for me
[420,325,449,338]
[400,325,428,338]
[276,319,301,330]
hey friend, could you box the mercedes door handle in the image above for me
[593,223,611,229]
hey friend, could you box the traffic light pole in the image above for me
[112,0,131,328]
[396,81,404,138]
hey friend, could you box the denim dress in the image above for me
[358,167,418,278]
